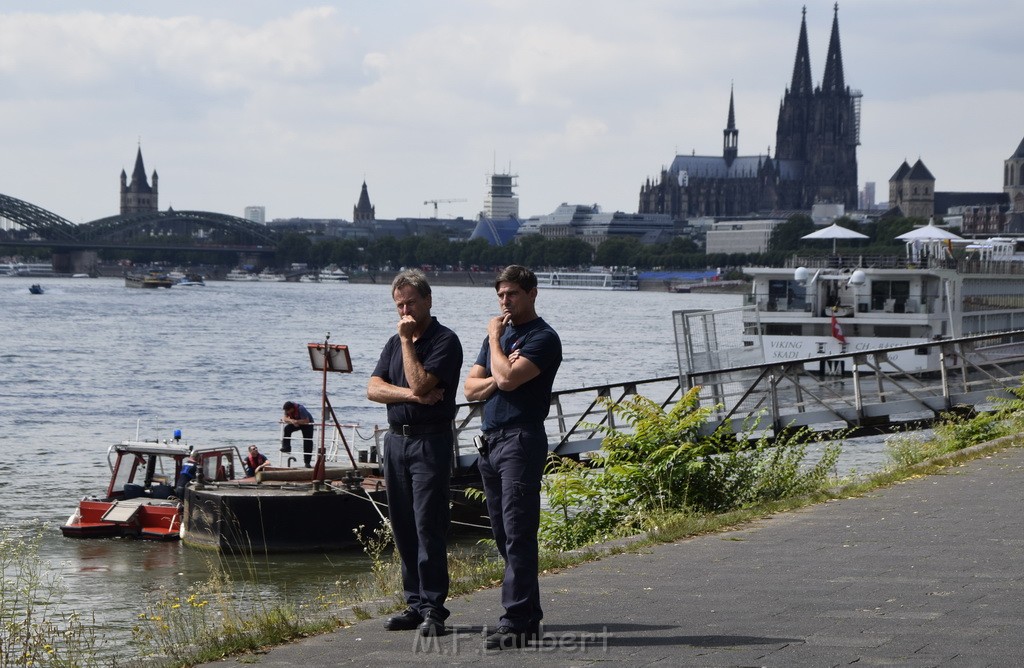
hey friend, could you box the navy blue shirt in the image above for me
[371,317,463,426]
[291,403,314,423]
[474,317,561,431]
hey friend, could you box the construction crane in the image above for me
[423,198,467,218]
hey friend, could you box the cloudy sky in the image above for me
[0,0,1021,224]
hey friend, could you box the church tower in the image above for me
[775,4,859,210]
[120,146,158,215]
[775,7,814,166]
[353,181,375,222]
[806,4,859,209]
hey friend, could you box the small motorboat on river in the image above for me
[61,436,243,540]
[29,283,44,294]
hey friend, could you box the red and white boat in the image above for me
[61,437,242,541]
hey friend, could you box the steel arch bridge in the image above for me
[0,193,80,241]
[78,209,280,246]
[1,193,279,248]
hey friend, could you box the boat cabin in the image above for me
[104,441,239,500]
[61,440,242,541]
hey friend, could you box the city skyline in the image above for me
[0,1,1021,224]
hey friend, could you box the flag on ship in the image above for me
[831,315,847,344]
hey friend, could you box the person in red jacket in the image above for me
[243,445,269,476]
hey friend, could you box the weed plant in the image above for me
[887,405,1011,468]
[0,526,100,667]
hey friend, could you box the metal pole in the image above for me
[313,334,329,484]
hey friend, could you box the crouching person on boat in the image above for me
[244,445,269,477]
[368,269,463,637]
[281,400,315,467]
[174,453,199,498]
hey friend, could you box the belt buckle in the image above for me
[401,424,413,437]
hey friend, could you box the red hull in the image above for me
[61,499,181,540]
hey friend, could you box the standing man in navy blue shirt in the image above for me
[464,265,562,650]
[368,269,463,637]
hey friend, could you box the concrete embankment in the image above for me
[197,441,1024,667]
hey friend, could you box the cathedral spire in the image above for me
[723,84,738,165]
[726,84,736,130]
[789,6,814,96]
[821,3,846,93]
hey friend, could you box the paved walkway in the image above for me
[201,445,1024,667]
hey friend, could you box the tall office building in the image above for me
[244,206,266,225]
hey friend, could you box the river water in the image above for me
[0,277,891,655]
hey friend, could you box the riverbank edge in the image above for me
[176,433,1020,667]
[341,271,749,294]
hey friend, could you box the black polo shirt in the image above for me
[371,316,463,426]
[474,316,561,431]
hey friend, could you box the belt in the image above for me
[483,422,543,437]
[389,422,451,437]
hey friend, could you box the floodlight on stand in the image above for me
[307,342,352,372]
[307,333,357,486]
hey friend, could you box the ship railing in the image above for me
[783,254,960,271]
[958,258,1024,276]
[743,291,945,316]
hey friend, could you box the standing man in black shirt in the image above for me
[464,265,562,649]
[368,269,463,637]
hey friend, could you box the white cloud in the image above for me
[0,0,1021,222]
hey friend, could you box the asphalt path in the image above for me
[199,443,1024,667]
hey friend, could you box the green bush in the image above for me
[540,388,841,550]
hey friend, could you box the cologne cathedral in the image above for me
[639,6,860,220]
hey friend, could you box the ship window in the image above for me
[874,325,912,337]
[765,323,803,336]
[767,279,807,311]
[870,280,910,311]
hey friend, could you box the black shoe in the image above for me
[484,624,539,649]
[418,612,446,637]
[384,608,422,631]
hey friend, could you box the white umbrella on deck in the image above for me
[801,222,869,253]
[897,222,966,262]
[895,222,964,241]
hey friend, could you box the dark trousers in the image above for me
[282,423,315,466]
[478,424,547,630]
[382,431,453,619]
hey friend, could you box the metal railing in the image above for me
[315,330,1024,476]
[679,330,1024,437]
